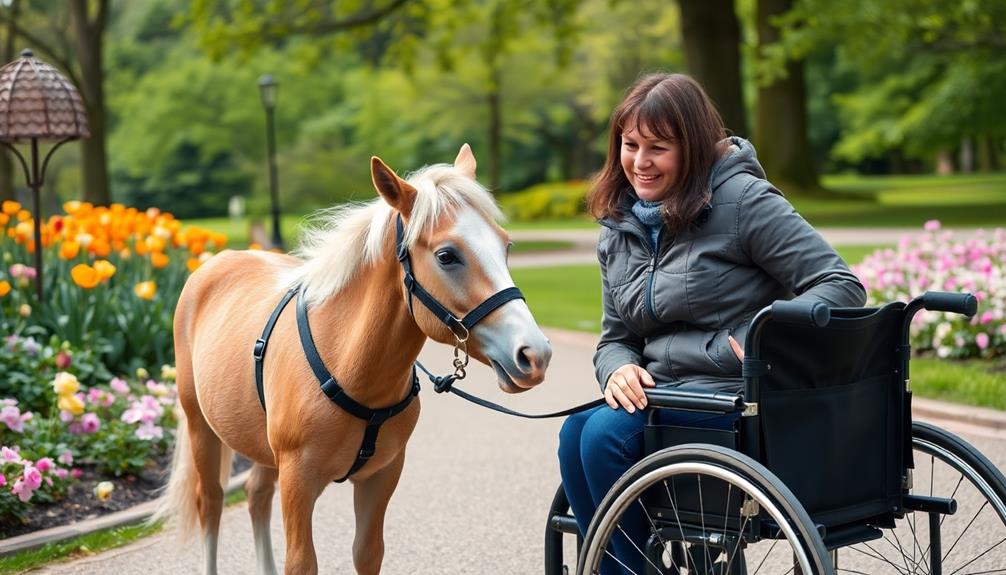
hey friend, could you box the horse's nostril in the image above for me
[516,346,534,373]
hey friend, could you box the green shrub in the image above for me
[500,181,590,221]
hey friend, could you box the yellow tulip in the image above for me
[0,280,10,297]
[58,393,85,416]
[70,264,100,289]
[94,481,114,501]
[52,372,80,396]
[63,200,82,214]
[135,280,156,300]
[93,259,116,280]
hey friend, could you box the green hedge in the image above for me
[500,181,590,221]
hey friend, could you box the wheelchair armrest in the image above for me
[643,387,745,413]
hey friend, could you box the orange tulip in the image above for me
[70,264,100,289]
[151,252,169,269]
[60,241,81,260]
[186,258,201,272]
[0,280,10,297]
[16,209,30,222]
[2,200,20,215]
[0,214,8,226]
[93,259,116,280]
[134,281,156,300]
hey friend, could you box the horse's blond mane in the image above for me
[289,163,503,305]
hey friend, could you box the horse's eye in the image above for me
[435,249,461,266]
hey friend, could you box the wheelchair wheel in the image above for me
[578,444,833,575]
[836,421,1006,573]
[546,484,580,575]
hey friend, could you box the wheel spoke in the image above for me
[947,536,1006,575]
[942,500,989,565]
[887,527,923,573]
[721,483,733,575]
[749,538,778,575]
[852,542,911,575]
[664,477,696,574]
[697,475,716,571]
[613,522,664,574]
[723,496,754,575]
[603,546,640,575]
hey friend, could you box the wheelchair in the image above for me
[545,292,1006,574]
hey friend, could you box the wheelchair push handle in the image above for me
[922,291,978,317]
[770,300,831,327]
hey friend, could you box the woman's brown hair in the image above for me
[587,73,726,233]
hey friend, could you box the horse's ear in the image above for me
[454,143,477,179]
[371,156,417,217]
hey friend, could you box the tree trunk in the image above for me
[678,0,747,137]
[755,0,822,195]
[935,150,955,175]
[0,0,18,203]
[69,0,110,206]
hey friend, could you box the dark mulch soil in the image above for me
[0,454,252,541]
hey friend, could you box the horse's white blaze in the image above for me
[449,209,550,386]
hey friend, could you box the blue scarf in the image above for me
[630,200,663,250]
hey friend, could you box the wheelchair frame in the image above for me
[545,292,1006,575]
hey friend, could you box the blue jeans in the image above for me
[558,405,738,575]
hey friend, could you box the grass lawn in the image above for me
[513,263,1004,410]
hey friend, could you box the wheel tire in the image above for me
[577,444,833,575]
[835,421,1006,573]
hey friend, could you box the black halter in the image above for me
[394,214,524,341]
[252,213,526,483]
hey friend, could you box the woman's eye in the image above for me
[435,249,460,266]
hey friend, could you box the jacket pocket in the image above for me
[665,329,741,378]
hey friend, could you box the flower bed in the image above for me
[0,201,231,532]
[852,221,1005,359]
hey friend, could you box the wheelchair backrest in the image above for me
[749,301,909,529]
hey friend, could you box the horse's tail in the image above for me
[149,407,234,540]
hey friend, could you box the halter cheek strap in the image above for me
[395,215,524,337]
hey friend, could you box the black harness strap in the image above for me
[254,286,301,411]
[295,287,420,483]
[253,285,419,484]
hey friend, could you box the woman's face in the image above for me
[620,121,681,202]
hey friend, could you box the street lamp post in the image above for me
[258,74,283,250]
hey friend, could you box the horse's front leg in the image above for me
[352,450,406,575]
[278,456,327,575]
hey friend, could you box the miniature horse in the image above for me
[153,145,552,574]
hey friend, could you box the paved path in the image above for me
[33,326,1006,574]
[507,227,982,268]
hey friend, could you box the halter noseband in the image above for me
[394,214,524,364]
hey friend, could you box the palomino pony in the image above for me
[153,145,552,574]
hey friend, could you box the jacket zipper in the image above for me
[645,229,660,323]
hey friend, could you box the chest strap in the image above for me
[253,285,420,483]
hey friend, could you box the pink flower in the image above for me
[55,351,72,370]
[1,446,22,463]
[58,450,73,466]
[8,264,36,280]
[68,422,84,435]
[70,468,83,479]
[135,422,163,441]
[924,220,941,231]
[976,333,990,350]
[109,378,130,395]
[0,474,6,487]
[80,413,101,434]
[54,468,68,480]
[22,465,41,490]
[0,405,31,433]
[11,478,33,502]
[35,457,54,473]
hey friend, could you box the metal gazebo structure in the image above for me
[0,48,90,303]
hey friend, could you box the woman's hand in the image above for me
[728,335,744,361]
[604,364,655,413]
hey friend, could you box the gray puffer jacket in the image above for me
[594,137,866,393]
